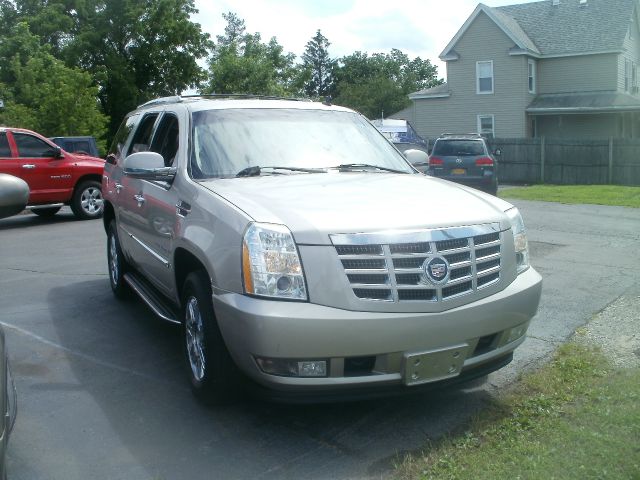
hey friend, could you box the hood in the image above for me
[200,173,513,245]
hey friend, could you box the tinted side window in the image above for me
[14,133,54,157]
[0,133,10,157]
[108,114,140,160]
[150,114,179,167]
[127,113,159,155]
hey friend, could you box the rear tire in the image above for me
[107,221,131,300]
[71,180,104,220]
[31,206,61,217]
[182,270,240,404]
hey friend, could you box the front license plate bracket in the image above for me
[403,344,469,386]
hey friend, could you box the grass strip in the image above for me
[395,343,640,479]
[499,185,640,208]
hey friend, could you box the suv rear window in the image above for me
[432,140,485,156]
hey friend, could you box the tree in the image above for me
[4,0,212,138]
[204,12,299,96]
[0,23,108,148]
[332,49,442,118]
[301,30,334,98]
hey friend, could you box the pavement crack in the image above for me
[0,321,184,389]
[2,267,106,277]
[527,335,561,345]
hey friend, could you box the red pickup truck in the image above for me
[0,127,105,219]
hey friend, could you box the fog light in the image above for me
[507,324,528,343]
[255,357,328,377]
[297,361,327,377]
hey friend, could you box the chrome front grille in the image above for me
[332,225,503,302]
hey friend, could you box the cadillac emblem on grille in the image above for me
[422,256,450,285]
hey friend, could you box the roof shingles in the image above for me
[495,0,635,56]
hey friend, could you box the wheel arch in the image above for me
[103,200,115,233]
[74,174,103,193]
[174,247,211,302]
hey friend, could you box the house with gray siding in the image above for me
[393,0,640,139]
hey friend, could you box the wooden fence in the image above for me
[484,137,640,185]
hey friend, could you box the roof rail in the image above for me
[180,93,311,102]
[138,95,183,109]
[440,132,483,137]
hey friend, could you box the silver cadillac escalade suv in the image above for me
[102,96,542,403]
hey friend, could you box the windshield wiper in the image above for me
[330,163,409,174]
[236,166,326,177]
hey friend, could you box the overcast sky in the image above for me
[192,0,541,81]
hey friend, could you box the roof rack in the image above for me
[439,132,483,138]
[138,93,312,109]
[181,93,311,102]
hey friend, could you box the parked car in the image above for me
[372,119,430,172]
[0,127,105,219]
[0,173,29,219]
[428,133,499,195]
[50,136,100,158]
[103,96,541,403]
[0,326,17,479]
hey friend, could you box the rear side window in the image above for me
[108,114,140,161]
[128,114,159,155]
[432,140,485,156]
[150,113,179,167]
[14,133,54,157]
[0,133,10,157]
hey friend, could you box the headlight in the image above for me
[505,207,529,274]
[242,222,307,300]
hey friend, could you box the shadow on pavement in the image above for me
[40,279,494,480]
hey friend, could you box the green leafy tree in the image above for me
[333,49,442,118]
[204,12,298,96]
[301,29,334,98]
[4,0,212,137]
[0,21,108,150]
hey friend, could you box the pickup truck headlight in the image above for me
[505,207,530,274]
[242,223,308,300]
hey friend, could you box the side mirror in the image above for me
[493,149,502,157]
[403,148,430,166]
[0,174,29,219]
[44,147,63,158]
[124,152,176,181]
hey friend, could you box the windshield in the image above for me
[190,108,413,178]
[432,140,486,156]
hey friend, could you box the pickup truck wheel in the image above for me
[31,206,61,217]
[71,180,104,220]
[107,221,131,299]
[182,271,239,404]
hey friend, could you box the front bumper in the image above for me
[213,267,542,396]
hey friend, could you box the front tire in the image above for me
[71,180,104,220]
[182,270,239,404]
[31,206,61,217]
[107,221,131,299]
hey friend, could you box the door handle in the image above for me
[115,183,123,193]
[134,194,145,207]
[22,164,36,169]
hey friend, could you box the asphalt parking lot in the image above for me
[1,200,639,480]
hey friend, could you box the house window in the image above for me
[477,115,495,138]
[476,61,494,94]
[528,59,536,94]
[625,59,632,92]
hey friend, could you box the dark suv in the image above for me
[428,134,498,195]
